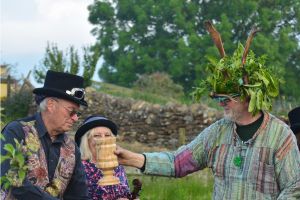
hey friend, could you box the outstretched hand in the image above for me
[115,146,145,168]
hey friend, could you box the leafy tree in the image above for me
[82,46,100,87]
[88,0,300,99]
[69,46,80,75]
[34,43,99,87]
[34,43,67,83]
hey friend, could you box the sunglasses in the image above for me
[211,93,240,104]
[66,88,85,100]
[51,98,82,117]
[61,104,82,117]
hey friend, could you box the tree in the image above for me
[34,43,67,83]
[82,46,100,87]
[88,0,300,99]
[34,43,99,87]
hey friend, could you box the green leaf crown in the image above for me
[193,21,280,115]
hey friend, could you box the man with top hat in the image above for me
[1,70,89,199]
[115,21,300,199]
[288,106,300,150]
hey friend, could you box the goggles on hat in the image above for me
[210,93,240,104]
[66,88,85,100]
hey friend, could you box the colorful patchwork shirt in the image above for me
[144,112,300,199]
[82,160,131,200]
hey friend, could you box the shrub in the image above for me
[133,73,184,100]
[2,89,33,122]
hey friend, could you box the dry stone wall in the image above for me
[82,88,222,149]
[29,87,222,149]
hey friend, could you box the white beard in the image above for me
[224,109,240,122]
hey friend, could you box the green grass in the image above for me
[127,169,213,200]
[92,81,183,105]
[91,81,228,109]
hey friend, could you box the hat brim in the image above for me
[75,119,118,146]
[291,124,300,135]
[33,88,87,107]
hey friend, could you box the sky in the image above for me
[1,0,98,87]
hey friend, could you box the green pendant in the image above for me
[233,156,242,167]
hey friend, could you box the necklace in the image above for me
[232,112,267,168]
[233,136,253,168]
[233,155,243,167]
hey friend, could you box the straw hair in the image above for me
[79,127,114,160]
[80,129,94,160]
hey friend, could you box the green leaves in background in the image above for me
[33,43,99,87]
[87,0,300,101]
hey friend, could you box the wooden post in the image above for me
[7,75,11,98]
[178,128,186,146]
[20,71,31,92]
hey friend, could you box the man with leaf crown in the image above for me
[115,21,300,199]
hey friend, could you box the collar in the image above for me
[35,112,48,138]
[232,111,270,146]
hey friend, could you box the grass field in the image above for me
[92,81,181,105]
[127,168,214,200]
[117,139,214,200]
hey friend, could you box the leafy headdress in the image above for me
[193,21,280,115]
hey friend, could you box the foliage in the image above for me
[82,46,100,87]
[88,0,300,100]
[0,107,5,129]
[133,72,184,99]
[0,135,30,190]
[34,43,99,87]
[1,89,33,121]
[34,42,67,83]
[192,43,281,115]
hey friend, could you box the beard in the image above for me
[223,109,241,122]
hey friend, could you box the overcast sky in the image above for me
[1,0,97,86]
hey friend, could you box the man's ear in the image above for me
[46,98,57,112]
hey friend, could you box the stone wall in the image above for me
[29,87,222,149]
[82,88,221,149]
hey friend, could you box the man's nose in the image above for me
[219,101,227,107]
[71,114,79,121]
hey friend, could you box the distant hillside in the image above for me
[91,81,184,105]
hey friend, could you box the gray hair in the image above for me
[39,98,49,112]
[39,97,60,112]
[39,97,83,112]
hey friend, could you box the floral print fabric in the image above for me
[82,160,131,200]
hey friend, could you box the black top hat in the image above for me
[33,70,88,107]
[75,115,118,146]
[288,106,300,134]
